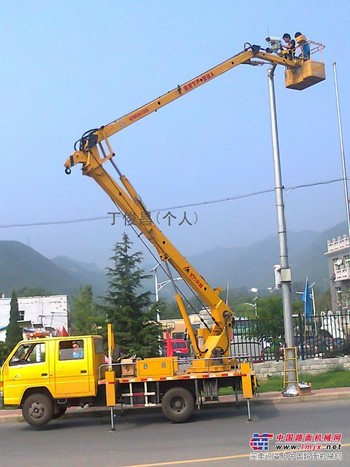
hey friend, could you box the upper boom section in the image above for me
[74,44,319,154]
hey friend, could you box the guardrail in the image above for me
[232,312,350,361]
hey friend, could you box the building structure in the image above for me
[160,309,213,338]
[0,326,6,342]
[0,295,69,341]
[326,235,350,311]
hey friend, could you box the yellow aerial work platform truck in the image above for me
[0,329,255,427]
[0,38,325,428]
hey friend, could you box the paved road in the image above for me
[0,398,349,466]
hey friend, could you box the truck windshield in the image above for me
[172,342,187,349]
[9,342,46,366]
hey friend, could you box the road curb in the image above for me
[253,391,350,405]
[0,414,24,424]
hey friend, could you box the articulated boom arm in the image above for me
[65,41,325,367]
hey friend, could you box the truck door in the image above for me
[3,341,50,405]
[54,339,92,396]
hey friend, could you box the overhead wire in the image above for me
[0,176,347,229]
[1,169,347,334]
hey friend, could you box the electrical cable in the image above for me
[0,176,347,229]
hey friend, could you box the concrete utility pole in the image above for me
[267,65,298,395]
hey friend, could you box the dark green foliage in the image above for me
[156,299,182,320]
[16,287,49,297]
[248,296,285,360]
[104,233,161,358]
[0,341,9,365]
[5,290,23,350]
[253,296,284,333]
[315,289,332,312]
[70,285,106,336]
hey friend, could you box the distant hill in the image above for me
[0,222,347,298]
[51,256,108,298]
[151,221,348,294]
[0,241,83,297]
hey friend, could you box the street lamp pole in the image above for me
[244,302,257,317]
[333,62,350,240]
[151,263,182,323]
[249,288,259,316]
[151,264,183,306]
[268,65,297,395]
[151,264,163,355]
[151,264,183,355]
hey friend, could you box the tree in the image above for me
[5,290,23,350]
[104,233,160,358]
[157,298,182,320]
[249,295,285,361]
[16,287,49,297]
[70,285,105,335]
[315,289,332,312]
[0,341,8,366]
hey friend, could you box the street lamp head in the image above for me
[250,287,259,294]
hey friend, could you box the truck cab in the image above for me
[0,335,105,426]
[169,339,189,357]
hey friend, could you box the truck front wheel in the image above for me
[22,393,53,428]
[52,406,67,419]
[161,387,194,423]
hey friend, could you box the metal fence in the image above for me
[231,311,350,362]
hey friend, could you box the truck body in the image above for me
[0,333,254,427]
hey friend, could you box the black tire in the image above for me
[22,393,53,428]
[52,406,67,419]
[161,387,194,423]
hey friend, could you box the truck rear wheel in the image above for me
[22,393,53,428]
[161,387,194,423]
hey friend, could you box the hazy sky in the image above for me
[1,1,348,270]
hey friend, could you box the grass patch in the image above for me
[219,369,350,395]
[258,368,350,393]
[258,375,284,393]
[300,368,350,390]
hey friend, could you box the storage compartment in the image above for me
[121,358,136,377]
[136,357,178,377]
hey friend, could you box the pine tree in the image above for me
[0,341,9,365]
[70,285,105,335]
[5,290,23,349]
[104,233,160,358]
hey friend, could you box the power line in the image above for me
[0,216,110,228]
[0,176,347,229]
